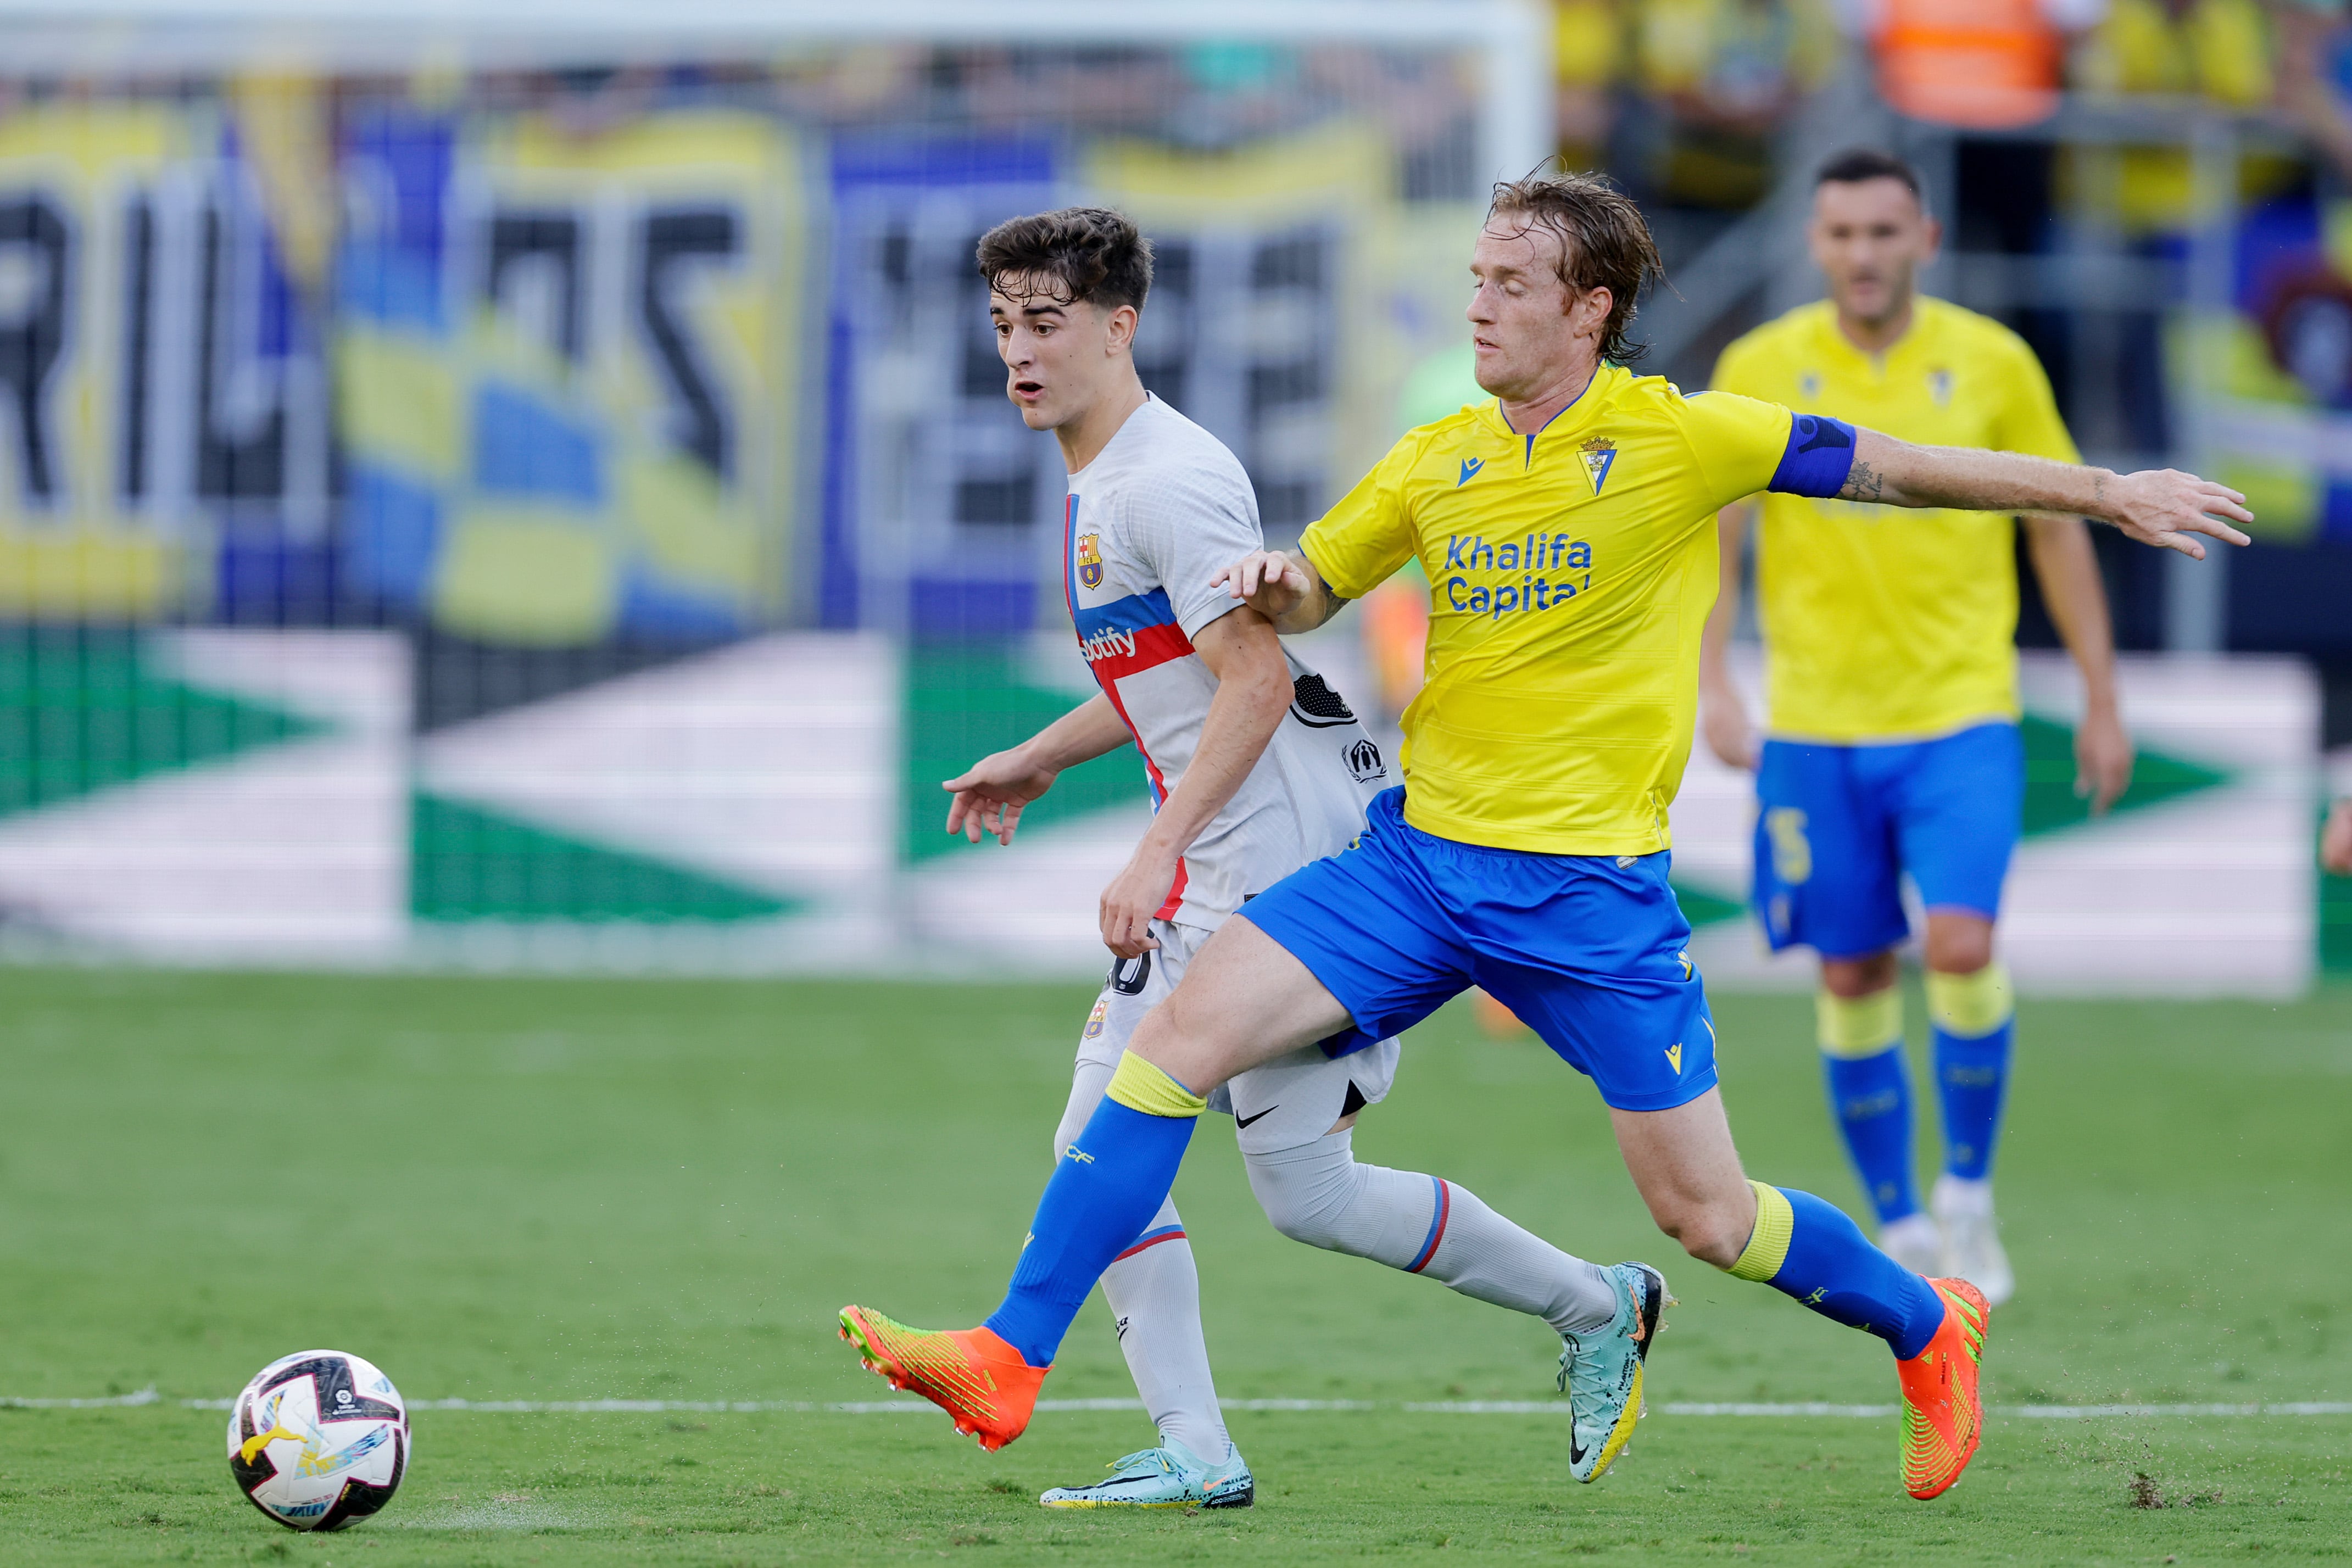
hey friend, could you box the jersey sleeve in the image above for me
[1681,389,1801,507]
[1298,437,1421,601]
[1988,336,2081,466]
[1121,465,1267,641]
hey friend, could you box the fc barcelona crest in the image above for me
[1077,532,1104,589]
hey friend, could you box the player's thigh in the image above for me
[1135,914,1359,1092]
[1223,787,1476,1070]
[1227,1035,1402,1156]
[1752,738,1907,960]
[1473,852,1720,1114]
[1889,721,2023,921]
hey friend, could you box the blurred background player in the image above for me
[878,207,1637,1505]
[1701,148,2134,1305]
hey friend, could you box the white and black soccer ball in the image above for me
[226,1349,409,1531]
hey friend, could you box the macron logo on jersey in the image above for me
[1457,457,1483,487]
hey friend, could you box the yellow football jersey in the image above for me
[1302,363,1796,856]
[1711,296,2079,743]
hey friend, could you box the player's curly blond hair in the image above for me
[1487,171,1664,365]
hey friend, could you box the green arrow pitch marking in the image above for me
[410,793,797,923]
[2016,712,2228,836]
[0,629,319,818]
[902,643,1140,864]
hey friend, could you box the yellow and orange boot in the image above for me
[838,1305,1047,1452]
[1896,1277,1990,1499]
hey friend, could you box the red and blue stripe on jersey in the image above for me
[1065,492,1194,917]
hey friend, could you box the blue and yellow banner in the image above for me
[338,104,808,645]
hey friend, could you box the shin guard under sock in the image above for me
[1818,987,1919,1224]
[1724,1181,1947,1360]
[985,1053,1202,1368]
[1928,964,2014,1182]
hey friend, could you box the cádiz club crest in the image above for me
[1579,437,1617,496]
[1077,532,1105,589]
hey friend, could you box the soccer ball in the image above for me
[226,1349,409,1530]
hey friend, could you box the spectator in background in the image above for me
[2328,796,2352,873]
[1625,0,1841,208]
[1852,0,2105,130]
[2069,0,2281,233]
[2280,1,2352,185]
[1556,0,1625,174]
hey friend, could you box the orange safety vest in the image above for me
[1875,0,2063,129]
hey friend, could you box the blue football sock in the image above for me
[1927,964,2015,1181]
[1816,987,1918,1223]
[1726,1182,1947,1360]
[1824,1047,1920,1224]
[983,1056,1202,1368]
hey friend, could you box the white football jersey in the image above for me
[1063,395,1389,931]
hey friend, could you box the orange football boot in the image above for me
[1897,1276,1990,1499]
[838,1305,1047,1452]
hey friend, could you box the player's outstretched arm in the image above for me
[1843,428,2255,557]
[1095,607,1292,958]
[943,694,1132,846]
[1213,548,1350,633]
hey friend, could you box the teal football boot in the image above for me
[1557,1260,1671,1483]
[1039,1440,1254,1509]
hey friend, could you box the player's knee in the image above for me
[1820,951,1898,998]
[1924,922,1994,976]
[1244,1136,1362,1250]
[1651,1194,1750,1268]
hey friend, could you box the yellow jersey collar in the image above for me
[1479,362,1622,463]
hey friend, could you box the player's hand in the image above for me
[2073,704,2133,815]
[2323,797,2352,877]
[1701,689,1758,772]
[1099,842,1177,959]
[943,745,1058,846]
[1214,550,1312,621]
[2103,470,2254,558]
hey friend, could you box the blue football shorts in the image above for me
[1241,787,1716,1114]
[1749,719,2024,960]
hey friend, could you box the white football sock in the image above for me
[1056,1063,1231,1465]
[1244,1129,1619,1336]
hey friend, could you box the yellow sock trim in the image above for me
[1927,963,2013,1039]
[1816,987,1902,1059]
[1725,1181,1793,1282]
[1105,1051,1208,1119]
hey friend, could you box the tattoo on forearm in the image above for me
[1840,460,1885,503]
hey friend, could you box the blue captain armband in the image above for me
[1767,413,1858,498]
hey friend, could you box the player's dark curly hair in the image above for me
[1815,147,1928,212]
[975,207,1153,312]
[1487,171,1664,365]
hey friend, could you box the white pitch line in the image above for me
[6,1390,2349,1418]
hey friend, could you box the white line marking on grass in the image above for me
[9,1392,2348,1419]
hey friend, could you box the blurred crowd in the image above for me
[1556,0,2352,210]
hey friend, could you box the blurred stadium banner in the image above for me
[0,3,2340,992]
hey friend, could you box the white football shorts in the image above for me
[1066,916,1401,1156]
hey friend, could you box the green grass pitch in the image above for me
[1,967,2347,1564]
